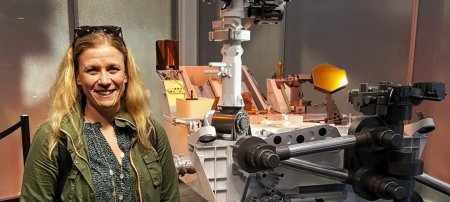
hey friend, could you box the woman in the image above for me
[21,26,180,201]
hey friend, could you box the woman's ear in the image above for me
[76,75,81,85]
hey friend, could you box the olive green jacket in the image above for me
[20,111,180,202]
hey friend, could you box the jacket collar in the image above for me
[60,106,137,138]
[113,107,137,131]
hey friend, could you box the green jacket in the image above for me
[20,111,180,202]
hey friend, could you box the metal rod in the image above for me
[21,114,30,165]
[287,136,356,157]
[0,121,21,140]
[282,158,349,182]
[415,173,450,196]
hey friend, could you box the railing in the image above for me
[0,115,30,165]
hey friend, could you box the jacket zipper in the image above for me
[117,116,154,202]
[60,129,90,164]
[129,148,142,202]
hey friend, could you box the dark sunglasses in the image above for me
[73,25,124,42]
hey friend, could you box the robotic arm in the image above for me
[232,82,446,201]
[208,0,290,140]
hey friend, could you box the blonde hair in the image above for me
[48,32,151,156]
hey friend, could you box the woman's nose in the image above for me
[98,72,112,85]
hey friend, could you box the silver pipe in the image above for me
[287,136,357,157]
[415,173,450,196]
[282,158,349,182]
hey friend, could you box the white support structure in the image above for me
[209,0,250,107]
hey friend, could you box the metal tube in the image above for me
[21,115,30,164]
[415,173,450,196]
[282,158,349,182]
[287,136,356,157]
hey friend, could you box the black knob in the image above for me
[382,130,403,149]
[260,150,280,169]
[384,181,407,200]
[375,128,403,149]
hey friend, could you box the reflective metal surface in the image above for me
[156,40,179,70]
[311,63,348,94]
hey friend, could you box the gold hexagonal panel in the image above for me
[311,63,348,93]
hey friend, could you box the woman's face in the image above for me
[76,45,127,115]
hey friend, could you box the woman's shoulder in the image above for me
[149,118,164,131]
[25,121,57,164]
[36,121,52,130]
[32,121,54,144]
[36,121,53,133]
[148,118,169,139]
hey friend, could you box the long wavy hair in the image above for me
[48,32,151,156]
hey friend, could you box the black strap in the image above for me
[55,135,72,202]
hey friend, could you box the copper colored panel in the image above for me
[311,63,348,94]
[156,40,179,70]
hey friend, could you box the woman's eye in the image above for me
[85,68,97,74]
[109,66,121,72]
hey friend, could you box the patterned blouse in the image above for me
[84,121,134,202]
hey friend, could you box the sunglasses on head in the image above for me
[73,25,124,42]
